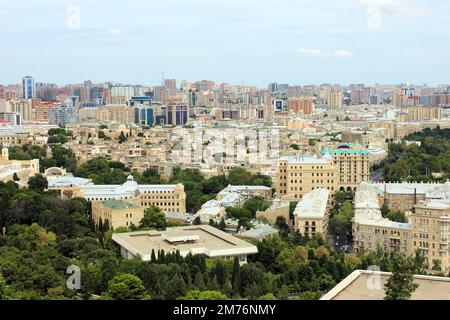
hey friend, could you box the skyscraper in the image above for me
[164,79,177,94]
[328,89,343,110]
[22,76,36,99]
[268,82,278,93]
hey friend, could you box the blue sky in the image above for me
[0,0,449,87]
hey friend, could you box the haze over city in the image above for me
[1,0,450,85]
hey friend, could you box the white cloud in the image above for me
[297,48,353,57]
[360,0,425,16]
[333,50,353,57]
[297,48,324,56]
[106,28,124,37]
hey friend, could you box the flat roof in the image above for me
[321,270,450,300]
[321,149,369,156]
[102,199,138,210]
[112,225,258,261]
[279,155,332,164]
[295,188,330,219]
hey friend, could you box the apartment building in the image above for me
[294,188,331,237]
[321,145,370,191]
[287,97,314,115]
[276,155,338,201]
[352,183,412,255]
[328,89,343,110]
[352,182,450,274]
[410,200,450,272]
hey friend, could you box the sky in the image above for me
[0,0,449,87]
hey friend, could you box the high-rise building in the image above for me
[287,85,304,98]
[80,80,92,103]
[164,79,177,94]
[328,89,343,109]
[22,76,36,99]
[278,84,289,93]
[268,82,278,93]
[166,104,188,125]
[392,90,408,108]
[134,106,154,126]
[195,80,215,92]
[152,86,165,103]
[287,97,314,115]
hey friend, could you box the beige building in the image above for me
[328,89,343,110]
[353,183,412,255]
[287,97,314,115]
[92,199,145,229]
[294,188,331,237]
[352,182,450,274]
[48,175,187,213]
[256,199,290,225]
[0,147,40,184]
[321,145,370,191]
[276,155,338,201]
[5,99,33,121]
[410,201,450,273]
[397,106,442,122]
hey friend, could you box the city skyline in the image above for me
[1,0,450,86]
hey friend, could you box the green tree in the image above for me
[118,131,127,144]
[12,173,20,181]
[384,254,419,300]
[102,274,150,300]
[242,197,270,217]
[231,257,241,297]
[27,174,48,192]
[140,206,166,230]
[177,290,228,300]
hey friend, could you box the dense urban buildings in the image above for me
[1,74,450,302]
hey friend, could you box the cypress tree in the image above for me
[231,256,241,297]
[194,272,206,290]
[98,218,104,233]
[151,249,156,262]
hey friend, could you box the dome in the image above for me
[122,175,139,193]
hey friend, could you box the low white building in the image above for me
[112,225,258,263]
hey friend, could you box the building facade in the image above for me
[92,199,145,229]
[321,145,370,191]
[294,188,331,237]
[276,155,338,201]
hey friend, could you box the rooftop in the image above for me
[279,154,333,165]
[295,188,330,219]
[321,270,450,300]
[112,225,258,261]
[102,199,138,210]
[321,149,369,156]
